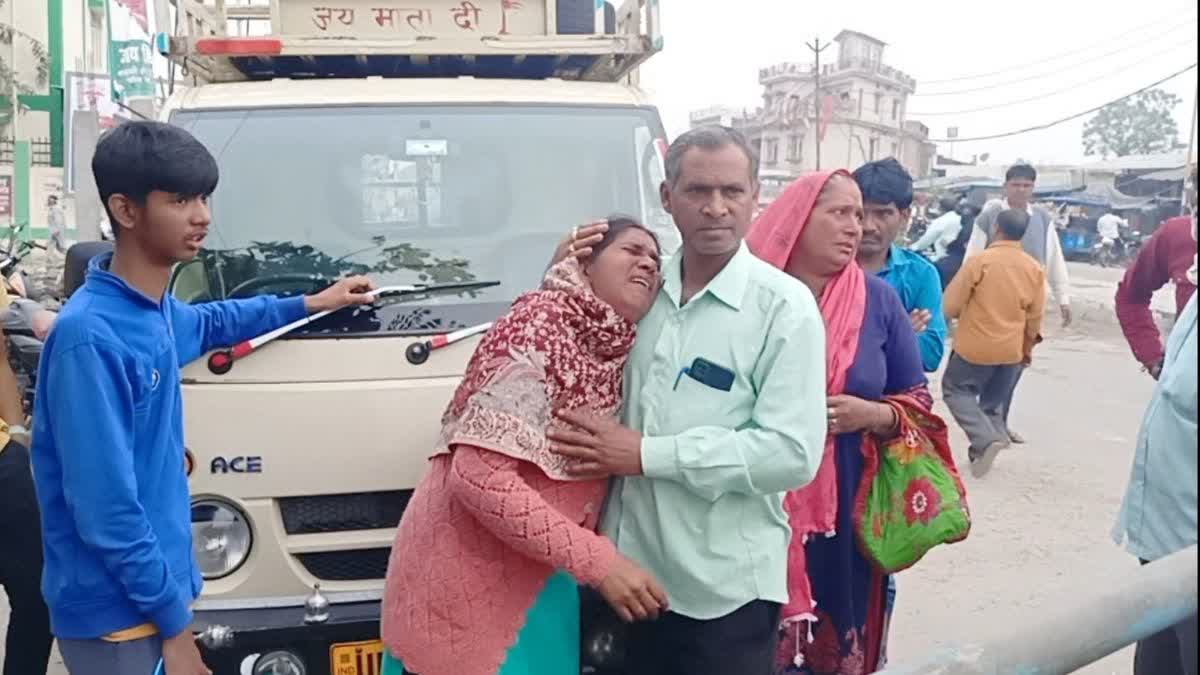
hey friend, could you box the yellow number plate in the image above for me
[331,640,385,675]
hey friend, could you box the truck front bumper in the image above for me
[194,599,381,675]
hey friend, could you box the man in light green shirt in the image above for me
[550,127,827,675]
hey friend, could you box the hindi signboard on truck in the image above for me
[283,0,549,38]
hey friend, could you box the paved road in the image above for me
[3,262,1188,675]
[1067,260,1177,317]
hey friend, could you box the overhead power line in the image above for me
[925,63,1197,143]
[910,43,1197,116]
[921,5,1193,84]
[916,22,1197,97]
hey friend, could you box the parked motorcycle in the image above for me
[1,236,60,416]
[0,230,107,415]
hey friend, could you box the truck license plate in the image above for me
[331,640,385,675]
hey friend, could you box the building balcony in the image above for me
[759,62,816,84]
[759,58,916,91]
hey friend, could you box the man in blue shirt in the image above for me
[1113,288,1197,675]
[32,121,377,675]
[852,158,947,372]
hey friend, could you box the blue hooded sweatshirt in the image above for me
[31,253,307,640]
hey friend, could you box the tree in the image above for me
[0,0,50,132]
[1082,88,1182,158]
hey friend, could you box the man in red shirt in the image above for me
[1116,214,1197,378]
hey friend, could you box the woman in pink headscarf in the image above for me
[747,170,937,674]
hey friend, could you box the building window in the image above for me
[869,138,878,161]
[892,99,900,121]
[858,89,864,118]
[874,92,882,116]
[892,142,899,158]
[765,139,780,164]
[788,135,803,162]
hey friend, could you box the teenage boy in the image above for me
[31,121,376,675]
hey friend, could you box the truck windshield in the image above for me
[170,104,675,336]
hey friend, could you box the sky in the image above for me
[637,0,1198,166]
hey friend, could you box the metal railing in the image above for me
[878,544,1198,674]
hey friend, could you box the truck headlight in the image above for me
[191,498,252,579]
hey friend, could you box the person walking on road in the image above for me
[1115,172,1198,378]
[964,164,1072,444]
[943,209,1046,477]
[31,121,377,675]
[0,284,53,675]
[1113,286,1198,675]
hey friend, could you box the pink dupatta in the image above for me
[746,170,867,625]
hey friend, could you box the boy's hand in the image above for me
[162,632,211,675]
[304,276,377,314]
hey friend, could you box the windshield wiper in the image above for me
[206,280,501,375]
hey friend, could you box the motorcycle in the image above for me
[1,237,59,416]
[1091,228,1142,268]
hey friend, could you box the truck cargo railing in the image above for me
[878,545,1198,675]
[161,0,662,83]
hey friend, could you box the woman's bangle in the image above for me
[873,404,899,437]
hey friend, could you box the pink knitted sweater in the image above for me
[381,445,616,675]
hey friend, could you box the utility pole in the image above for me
[806,37,831,171]
[8,0,17,144]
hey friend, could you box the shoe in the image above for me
[1008,430,1026,444]
[970,440,1009,478]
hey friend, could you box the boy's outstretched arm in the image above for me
[171,276,377,365]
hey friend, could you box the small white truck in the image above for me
[151,0,673,672]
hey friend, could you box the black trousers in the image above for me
[0,441,53,675]
[1134,560,1198,675]
[624,600,782,675]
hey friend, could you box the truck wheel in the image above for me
[557,0,616,34]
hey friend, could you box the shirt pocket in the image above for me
[670,364,745,428]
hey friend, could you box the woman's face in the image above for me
[793,176,864,276]
[583,227,662,323]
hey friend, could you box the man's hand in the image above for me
[162,631,211,675]
[547,408,643,479]
[1146,359,1165,380]
[1061,304,1073,328]
[597,554,669,623]
[548,221,609,269]
[909,309,932,334]
[304,275,377,314]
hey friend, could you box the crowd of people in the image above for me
[0,120,1195,675]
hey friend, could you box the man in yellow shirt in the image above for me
[0,282,54,675]
[942,208,1046,478]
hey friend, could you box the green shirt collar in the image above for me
[661,242,752,311]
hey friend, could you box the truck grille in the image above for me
[295,548,391,581]
[278,490,413,535]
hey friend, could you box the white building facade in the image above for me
[691,30,936,181]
